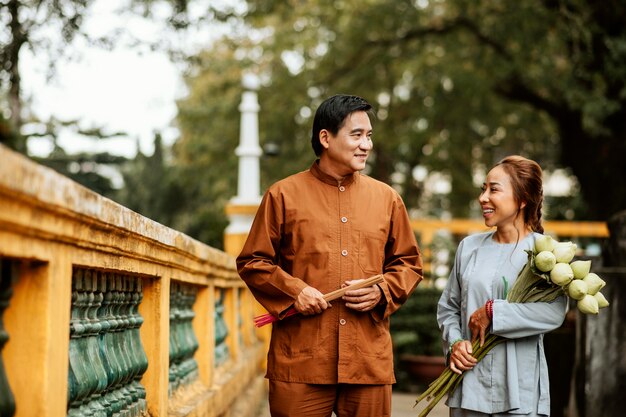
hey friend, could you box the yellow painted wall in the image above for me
[0,144,265,417]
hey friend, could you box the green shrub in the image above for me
[391,286,443,357]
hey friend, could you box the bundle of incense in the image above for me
[253,274,384,327]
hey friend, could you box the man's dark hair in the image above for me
[311,94,374,156]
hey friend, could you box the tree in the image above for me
[0,0,224,200]
[0,0,93,152]
[178,0,624,222]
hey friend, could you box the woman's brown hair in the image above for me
[496,155,545,234]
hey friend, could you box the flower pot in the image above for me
[399,354,446,384]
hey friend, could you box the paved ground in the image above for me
[393,391,448,417]
[255,390,449,417]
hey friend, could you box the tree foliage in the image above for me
[0,0,211,203]
[172,0,625,234]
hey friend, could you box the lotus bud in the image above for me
[594,292,609,308]
[570,260,591,279]
[577,294,599,314]
[534,235,555,253]
[535,251,557,272]
[567,280,588,300]
[582,273,606,295]
[553,241,577,263]
[550,263,574,286]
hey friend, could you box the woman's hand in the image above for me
[449,340,478,375]
[469,304,492,347]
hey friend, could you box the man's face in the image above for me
[320,111,373,178]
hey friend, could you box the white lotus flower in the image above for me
[553,241,577,263]
[535,251,557,272]
[577,294,599,314]
[534,234,555,253]
[567,280,588,300]
[582,273,606,295]
[594,292,610,308]
[570,260,591,279]
[550,263,574,286]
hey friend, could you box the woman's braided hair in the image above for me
[496,155,545,234]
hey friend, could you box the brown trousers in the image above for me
[268,380,392,417]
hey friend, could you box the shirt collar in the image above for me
[309,160,358,187]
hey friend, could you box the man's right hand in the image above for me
[294,286,330,315]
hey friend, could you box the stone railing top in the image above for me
[0,144,237,279]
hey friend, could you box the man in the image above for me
[237,94,422,417]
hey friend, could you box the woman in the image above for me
[437,155,567,416]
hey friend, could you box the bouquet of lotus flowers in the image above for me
[414,235,609,417]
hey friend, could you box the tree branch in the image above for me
[493,74,566,119]
[367,16,513,61]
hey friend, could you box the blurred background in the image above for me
[3,0,624,249]
[2,2,625,415]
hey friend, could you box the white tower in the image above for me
[224,73,262,255]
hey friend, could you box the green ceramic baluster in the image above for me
[83,271,108,416]
[181,285,199,385]
[68,270,92,415]
[0,260,16,417]
[114,274,133,415]
[129,277,147,414]
[120,276,139,416]
[214,288,230,366]
[169,282,181,394]
[97,273,118,416]
[106,274,125,416]
[238,289,244,348]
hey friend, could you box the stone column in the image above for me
[570,210,626,417]
[224,73,262,257]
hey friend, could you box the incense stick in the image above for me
[253,274,384,327]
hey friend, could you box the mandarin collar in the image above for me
[309,160,358,187]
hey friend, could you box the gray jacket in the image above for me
[438,232,567,415]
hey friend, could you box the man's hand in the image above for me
[342,279,383,312]
[294,286,329,315]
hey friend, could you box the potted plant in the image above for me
[391,285,445,391]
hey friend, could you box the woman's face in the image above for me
[478,165,523,229]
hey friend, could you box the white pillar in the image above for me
[233,73,263,205]
[225,74,262,240]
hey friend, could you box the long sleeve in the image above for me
[492,297,567,338]
[437,240,465,353]
[236,189,308,318]
[373,194,423,321]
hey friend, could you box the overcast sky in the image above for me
[22,0,237,159]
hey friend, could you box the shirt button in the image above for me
[339,319,346,325]
[339,186,346,192]
[341,216,348,223]
[341,249,348,256]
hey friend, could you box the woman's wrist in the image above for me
[485,299,494,320]
[450,338,464,348]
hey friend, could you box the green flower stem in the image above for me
[415,368,453,404]
[415,334,504,414]
[419,369,460,417]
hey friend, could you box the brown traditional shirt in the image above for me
[237,161,423,384]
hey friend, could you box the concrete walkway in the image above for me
[255,390,449,417]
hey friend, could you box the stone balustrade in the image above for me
[0,144,265,417]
